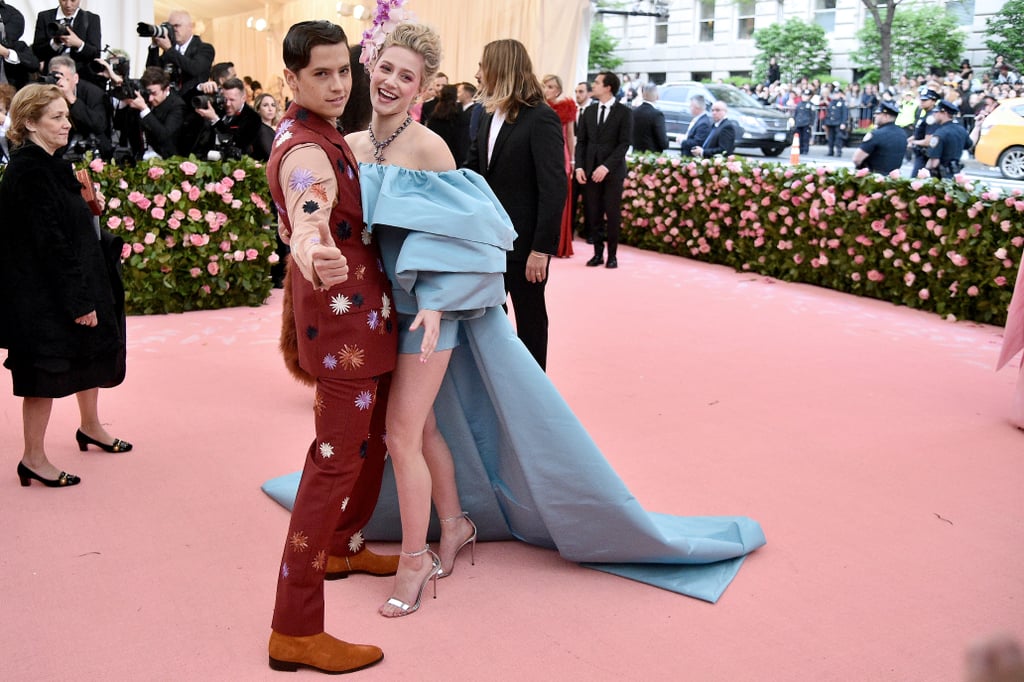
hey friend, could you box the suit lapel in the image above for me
[488,116,515,171]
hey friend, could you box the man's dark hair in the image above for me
[340,43,371,133]
[283,21,348,73]
[599,71,620,95]
[211,62,235,84]
[458,81,477,97]
[577,81,590,92]
[221,77,246,94]
[140,66,171,90]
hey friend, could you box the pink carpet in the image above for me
[2,242,1021,681]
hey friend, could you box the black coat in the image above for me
[32,8,102,81]
[465,102,567,260]
[682,112,713,154]
[0,142,124,359]
[0,2,39,88]
[574,100,633,180]
[140,91,187,158]
[631,101,668,153]
[702,120,736,156]
[146,36,215,102]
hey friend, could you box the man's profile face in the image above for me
[146,84,169,107]
[168,12,194,45]
[223,87,246,116]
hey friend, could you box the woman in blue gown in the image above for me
[266,22,766,608]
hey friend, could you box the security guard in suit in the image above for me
[926,100,971,179]
[908,87,941,177]
[852,100,906,175]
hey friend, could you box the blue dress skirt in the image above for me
[263,164,766,602]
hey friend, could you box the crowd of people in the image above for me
[0,1,290,165]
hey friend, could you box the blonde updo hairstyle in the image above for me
[377,23,442,93]
[6,84,65,149]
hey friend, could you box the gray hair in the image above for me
[690,94,706,110]
[642,83,658,101]
[48,55,77,73]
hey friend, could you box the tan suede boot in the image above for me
[268,631,383,674]
[325,547,400,580]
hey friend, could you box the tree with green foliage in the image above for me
[859,1,900,88]
[752,18,832,84]
[985,0,1024,68]
[854,3,964,86]
[588,21,623,72]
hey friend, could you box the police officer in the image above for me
[852,100,905,175]
[926,99,971,179]
[793,89,815,155]
[823,84,849,157]
[907,87,940,177]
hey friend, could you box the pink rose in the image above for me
[995,276,1008,286]
[268,253,280,264]
[179,161,199,176]
[151,207,165,220]
[187,208,202,221]
[221,177,235,189]
[108,197,121,210]
[120,243,131,259]
[128,190,145,204]
[132,242,145,253]
[188,187,201,202]
[148,166,165,179]
[168,218,181,230]
[245,248,259,261]
[201,285,211,294]
[143,232,157,245]
[867,270,884,282]
[190,267,202,278]
[168,189,182,202]
[904,272,916,286]
[89,158,105,173]
[918,288,930,300]
[207,262,219,276]
[107,216,122,229]
[967,286,979,296]
[232,169,246,181]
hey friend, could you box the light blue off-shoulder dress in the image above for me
[263,164,766,602]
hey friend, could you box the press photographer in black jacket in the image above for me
[193,77,261,160]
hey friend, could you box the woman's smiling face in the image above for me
[370,46,424,115]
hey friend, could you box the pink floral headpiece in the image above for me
[360,0,416,67]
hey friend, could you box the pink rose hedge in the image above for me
[86,156,275,314]
[621,155,1023,325]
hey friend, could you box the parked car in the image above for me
[974,97,1024,180]
[654,82,794,156]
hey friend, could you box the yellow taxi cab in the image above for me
[975,97,1024,180]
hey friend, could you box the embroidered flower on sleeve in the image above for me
[323,353,338,370]
[310,183,328,203]
[275,130,293,147]
[330,293,352,315]
[381,293,391,319]
[289,531,309,552]
[361,228,372,245]
[289,167,315,192]
[354,264,366,280]
[319,442,335,459]
[341,497,350,512]
[367,310,380,330]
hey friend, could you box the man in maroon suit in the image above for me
[265,20,398,675]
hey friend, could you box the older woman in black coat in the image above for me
[0,84,130,489]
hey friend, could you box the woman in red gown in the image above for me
[543,74,576,258]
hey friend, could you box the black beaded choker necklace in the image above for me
[368,115,413,164]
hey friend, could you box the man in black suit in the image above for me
[124,66,186,159]
[681,94,712,155]
[691,100,735,158]
[575,71,632,269]
[145,10,214,103]
[465,39,566,371]
[49,54,110,155]
[419,71,447,125]
[31,0,102,86]
[632,83,667,153]
[0,1,39,88]
[194,77,261,160]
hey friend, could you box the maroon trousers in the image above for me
[271,373,390,636]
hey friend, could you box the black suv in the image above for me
[654,82,795,156]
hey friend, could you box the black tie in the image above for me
[598,105,606,127]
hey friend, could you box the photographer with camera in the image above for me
[1,1,40,89]
[31,0,102,87]
[192,77,261,161]
[48,54,110,158]
[143,11,213,103]
[195,60,235,96]
[123,66,185,160]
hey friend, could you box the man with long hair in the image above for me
[465,39,566,370]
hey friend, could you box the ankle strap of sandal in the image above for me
[439,512,468,524]
[402,545,431,558]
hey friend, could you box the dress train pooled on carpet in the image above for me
[262,165,766,602]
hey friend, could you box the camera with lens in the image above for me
[89,49,138,100]
[207,132,242,162]
[192,91,227,117]
[40,71,62,85]
[137,21,176,44]
[46,21,71,39]
[63,134,103,163]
